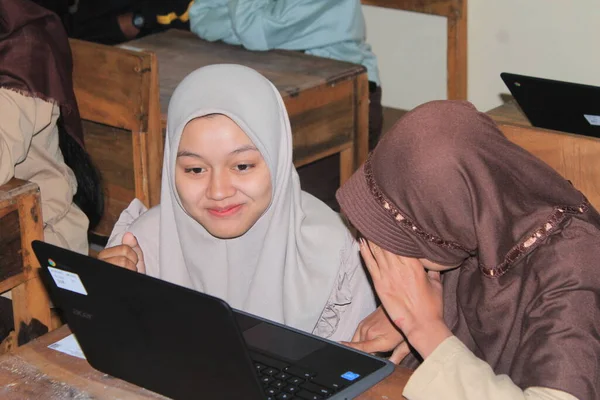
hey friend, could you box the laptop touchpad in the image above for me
[243,323,325,361]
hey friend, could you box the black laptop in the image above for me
[501,72,600,138]
[32,240,394,400]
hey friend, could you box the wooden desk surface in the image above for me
[124,30,366,120]
[487,101,530,126]
[0,326,411,399]
[122,29,370,183]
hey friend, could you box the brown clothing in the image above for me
[0,0,84,147]
[0,89,88,254]
[337,101,600,399]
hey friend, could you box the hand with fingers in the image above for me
[97,232,146,273]
[358,238,452,359]
[341,306,410,364]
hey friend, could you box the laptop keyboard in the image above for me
[250,351,349,400]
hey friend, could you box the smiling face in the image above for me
[174,114,272,239]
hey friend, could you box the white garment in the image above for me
[106,65,376,337]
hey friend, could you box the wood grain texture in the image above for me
[499,124,600,211]
[125,29,368,178]
[489,102,600,211]
[70,39,149,132]
[0,325,411,399]
[126,30,365,117]
[0,209,22,284]
[0,179,52,341]
[446,0,467,100]
[71,40,163,238]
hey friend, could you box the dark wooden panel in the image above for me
[83,121,136,237]
[290,96,354,165]
[83,121,135,192]
[92,185,133,237]
[0,210,22,282]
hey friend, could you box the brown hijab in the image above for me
[337,101,600,399]
[0,0,83,147]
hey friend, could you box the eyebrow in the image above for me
[229,145,259,155]
[176,145,259,159]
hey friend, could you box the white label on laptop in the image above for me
[48,267,88,295]
[48,334,86,359]
[584,114,600,126]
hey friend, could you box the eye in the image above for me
[234,163,255,172]
[184,167,205,174]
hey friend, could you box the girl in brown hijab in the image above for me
[336,101,600,400]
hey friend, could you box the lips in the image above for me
[207,204,243,217]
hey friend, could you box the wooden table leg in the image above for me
[340,146,354,185]
[343,72,370,186]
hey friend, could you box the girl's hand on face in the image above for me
[97,232,146,273]
[359,239,452,359]
[341,306,410,364]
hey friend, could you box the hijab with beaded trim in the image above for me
[156,64,350,333]
[336,100,600,399]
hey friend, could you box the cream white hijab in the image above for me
[158,64,349,332]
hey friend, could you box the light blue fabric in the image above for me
[189,0,380,85]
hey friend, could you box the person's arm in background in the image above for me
[189,0,364,50]
[0,89,42,185]
[69,1,193,45]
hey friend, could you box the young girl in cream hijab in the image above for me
[98,64,375,340]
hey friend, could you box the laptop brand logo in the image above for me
[48,259,56,267]
[73,309,93,320]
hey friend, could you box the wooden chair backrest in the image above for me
[70,39,163,238]
[361,0,467,100]
[0,179,53,350]
[499,123,600,211]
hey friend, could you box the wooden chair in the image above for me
[361,0,468,100]
[0,179,53,352]
[69,39,163,240]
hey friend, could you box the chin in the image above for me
[205,225,249,240]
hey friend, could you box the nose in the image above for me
[206,169,236,201]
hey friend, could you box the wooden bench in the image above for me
[70,39,163,239]
[0,179,53,352]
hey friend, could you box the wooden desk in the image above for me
[0,179,53,348]
[488,101,600,210]
[0,325,411,399]
[123,30,370,184]
[487,101,530,126]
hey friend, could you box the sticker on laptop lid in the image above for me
[584,114,600,127]
[48,334,86,360]
[48,266,88,295]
